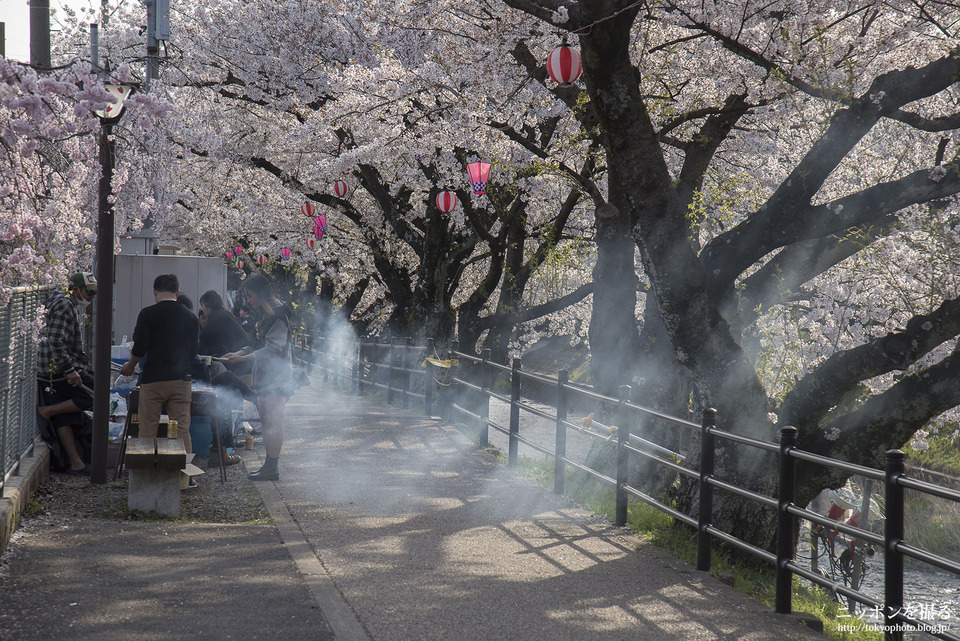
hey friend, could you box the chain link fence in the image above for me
[1,285,52,491]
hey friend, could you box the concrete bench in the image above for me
[126,437,187,517]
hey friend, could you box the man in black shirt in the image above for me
[119,274,200,453]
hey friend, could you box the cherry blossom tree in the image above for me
[34,0,960,550]
[502,0,960,546]
[113,0,601,353]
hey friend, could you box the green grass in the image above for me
[23,497,44,518]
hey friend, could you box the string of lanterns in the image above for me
[224,38,581,267]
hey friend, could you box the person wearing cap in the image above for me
[36,271,98,475]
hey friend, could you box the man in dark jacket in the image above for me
[120,274,200,453]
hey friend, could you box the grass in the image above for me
[23,497,44,518]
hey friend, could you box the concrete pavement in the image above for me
[254,385,823,640]
[0,384,825,640]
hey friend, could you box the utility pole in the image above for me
[1,23,6,58]
[145,0,170,90]
[29,0,51,70]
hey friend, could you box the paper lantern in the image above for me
[236,260,244,269]
[234,245,243,255]
[301,202,316,217]
[547,41,582,85]
[466,162,491,195]
[280,247,291,260]
[313,214,327,240]
[256,255,266,266]
[306,237,317,249]
[436,190,458,212]
[226,251,234,260]
[333,180,348,197]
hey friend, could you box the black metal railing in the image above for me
[297,334,960,641]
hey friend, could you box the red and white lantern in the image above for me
[546,41,582,86]
[301,202,316,217]
[256,254,266,266]
[280,247,291,261]
[236,260,245,269]
[436,190,458,212]
[333,180,348,197]
[466,161,491,195]
[306,237,317,249]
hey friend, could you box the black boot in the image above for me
[248,456,279,481]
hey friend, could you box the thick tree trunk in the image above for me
[588,200,641,395]
[578,8,778,549]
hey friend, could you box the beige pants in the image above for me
[139,379,193,453]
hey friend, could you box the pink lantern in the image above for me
[466,161,491,195]
[306,237,317,249]
[256,254,266,266]
[313,214,327,240]
[333,180,348,197]
[234,245,243,255]
[436,190,458,212]
[226,251,234,260]
[301,202,316,217]
[280,247,291,260]
[547,40,582,85]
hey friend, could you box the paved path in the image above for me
[0,384,824,640]
[252,386,823,641]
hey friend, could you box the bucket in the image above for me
[189,416,212,456]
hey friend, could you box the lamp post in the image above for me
[90,83,132,484]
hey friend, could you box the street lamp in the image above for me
[90,82,132,484]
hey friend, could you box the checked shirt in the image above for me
[37,290,90,381]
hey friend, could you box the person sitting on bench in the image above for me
[36,271,97,475]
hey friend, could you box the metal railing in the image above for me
[1,286,50,492]
[298,334,960,641]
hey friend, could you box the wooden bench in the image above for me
[126,437,187,517]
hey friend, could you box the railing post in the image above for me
[697,407,717,572]
[387,338,397,404]
[440,341,459,420]
[402,337,412,409]
[424,338,435,417]
[322,336,330,384]
[554,369,569,495]
[508,358,521,467]
[478,349,490,446]
[776,426,798,614]
[357,340,368,396]
[884,449,905,641]
[615,385,631,527]
[351,339,359,395]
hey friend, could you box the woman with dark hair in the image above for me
[195,290,256,466]
[220,274,293,481]
[198,290,250,365]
